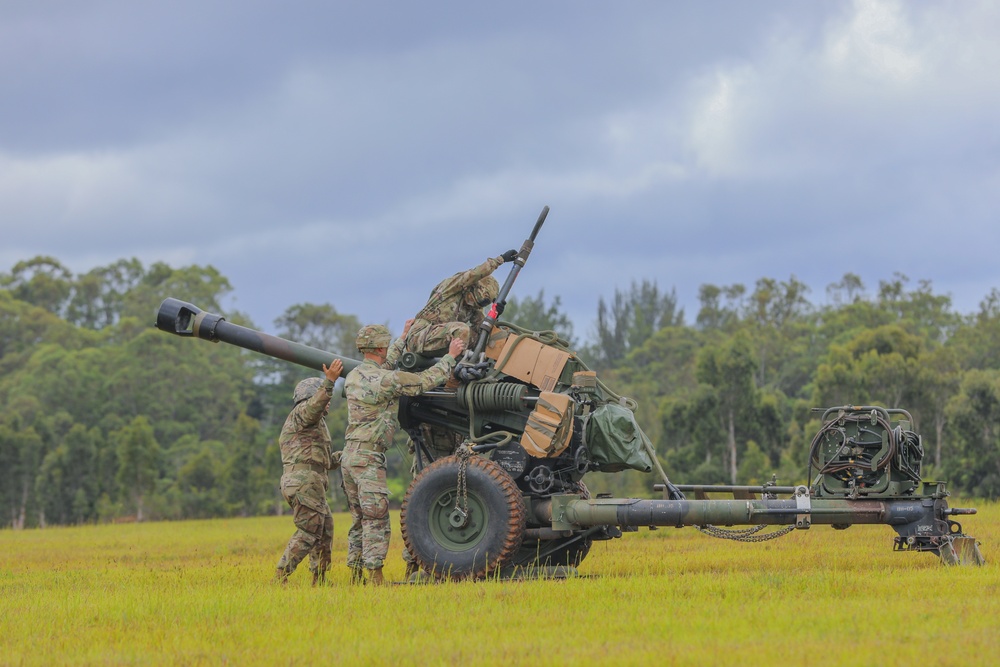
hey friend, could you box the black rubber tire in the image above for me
[401,454,526,580]
[514,481,593,568]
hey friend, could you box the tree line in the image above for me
[2,256,1000,529]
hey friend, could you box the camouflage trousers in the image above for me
[342,443,391,570]
[276,468,333,576]
[401,424,463,565]
[406,319,471,357]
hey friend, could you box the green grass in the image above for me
[1,502,997,666]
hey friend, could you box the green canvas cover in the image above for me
[585,402,654,473]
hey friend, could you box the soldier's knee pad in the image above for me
[293,507,326,541]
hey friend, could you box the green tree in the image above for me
[0,291,97,367]
[118,262,232,323]
[221,413,269,517]
[660,385,726,483]
[114,416,162,521]
[248,302,362,429]
[0,256,73,315]
[34,420,101,525]
[948,288,1000,372]
[695,283,745,332]
[274,303,361,356]
[696,334,759,484]
[589,279,683,368]
[876,274,958,343]
[945,369,1000,498]
[176,449,226,519]
[0,415,45,529]
[813,324,924,408]
[737,440,770,485]
[500,289,577,348]
[913,346,961,470]
[65,258,145,329]
[743,276,814,394]
[103,327,253,446]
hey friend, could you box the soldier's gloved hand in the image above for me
[329,450,343,471]
[501,249,518,263]
[494,300,506,316]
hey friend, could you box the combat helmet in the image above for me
[293,377,324,404]
[356,324,392,351]
[471,276,499,307]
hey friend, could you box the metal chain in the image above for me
[454,443,472,523]
[696,523,796,542]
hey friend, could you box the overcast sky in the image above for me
[2,1,998,342]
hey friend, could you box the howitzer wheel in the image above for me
[401,454,526,580]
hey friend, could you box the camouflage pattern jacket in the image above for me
[344,338,457,453]
[279,378,336,469]
[410,256,503,335]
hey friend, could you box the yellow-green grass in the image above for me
[1,501,997,666]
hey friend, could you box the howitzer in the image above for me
[155,298,984,579]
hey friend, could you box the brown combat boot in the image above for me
[349,566,367,586]
[404,561,419,580]
[272,568,289,586]
[369,567,385,586]
[311,570,327,587]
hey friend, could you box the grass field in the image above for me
[1,501,997,666]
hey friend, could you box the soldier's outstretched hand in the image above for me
[323,359,344,382]
[448,337,466,359]
[401,318,414,339]
[501,249,518,263]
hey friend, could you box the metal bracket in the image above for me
[549,494,577,532]
[794,485,811,529]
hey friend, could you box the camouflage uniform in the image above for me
[276,377,339,580]
[343,334,457,571]
[399,257,507,498]
[405,255,504,356]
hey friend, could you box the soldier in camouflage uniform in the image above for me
[274,358,343,586]
[404,250,518,357]
[397,251,516,577]
[343,321,466,585]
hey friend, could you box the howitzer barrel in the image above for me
[155,298,360,374]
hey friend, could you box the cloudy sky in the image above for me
[2,1,998,341]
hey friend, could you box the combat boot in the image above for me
[369,567,385,586]
[311,570,327,587]
[272,568,289,586]
[404,561,419,580]
[350,566,367,586]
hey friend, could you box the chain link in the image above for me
[454,443,472,525]
[696,523,796,542]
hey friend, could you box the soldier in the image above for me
[274,358,344,586]
[397,251,516,577]
[343,321,465,585]
[404,250,519,358]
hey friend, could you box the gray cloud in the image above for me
[2,0,999,340]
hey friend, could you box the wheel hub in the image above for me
[429,489,490,551]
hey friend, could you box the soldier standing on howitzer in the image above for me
[343,321,466,585]
[396,250,517,577]
[403,249,518,363]
[274,358,344,587]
